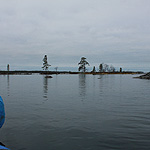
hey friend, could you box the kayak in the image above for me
[0,145,9,150]
[0,97,10,150]
[0,96,5,128]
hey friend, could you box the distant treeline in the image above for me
[0,70,144,75]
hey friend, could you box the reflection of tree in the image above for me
[43,76,48,100]
[7,75,10,96]
[98,75,104,97]
[79,74,86,100]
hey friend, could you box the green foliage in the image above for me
[99,63,116,72]
[99,63,103,72]
[110,65,116,72]
[42,55,51,70]
[92,66,96,72]
[78,57,90,72]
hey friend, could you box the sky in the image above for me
[0,0,150,71]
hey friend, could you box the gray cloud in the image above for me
[0,0,150,71]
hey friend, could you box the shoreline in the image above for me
[0,70,144,75]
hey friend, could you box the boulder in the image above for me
[45,76,53,78]
[137,72,150,79]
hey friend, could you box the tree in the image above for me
[120,67,122,72]
[54,67,58,74]
[42,55,51,70]
[99,63,116,72]
[110,65,115,72]
[7,64,10,71]
[99,63,103,72]
[54,67,58,72]
[78,57,90,72]
[91,66,96,73]
[103,64,109,72]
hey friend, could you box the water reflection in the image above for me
[79,74,86,100]
[119,75,123,100]
[98,75,104,97]
[7,75,10,96]
[43,76,48,100]
[1,75,150,150]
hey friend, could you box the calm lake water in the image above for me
[0,74,150,150]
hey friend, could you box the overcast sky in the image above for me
[0,0,150,71]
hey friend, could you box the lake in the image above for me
[0,74,150,150]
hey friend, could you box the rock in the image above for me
[136,72,150,79]
[45,76,53,78]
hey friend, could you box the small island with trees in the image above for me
[0,55,145,76]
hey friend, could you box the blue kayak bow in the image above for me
[0,145,9,150]
[0,97,10,150]
[0,96,5,128]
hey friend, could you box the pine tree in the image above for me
[42,55,51,70]
[78,57,90,72]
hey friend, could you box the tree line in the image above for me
[42,55,117,72]
[78,57,116,73]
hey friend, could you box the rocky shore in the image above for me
[135,72,150,79]
[0,70,143,75]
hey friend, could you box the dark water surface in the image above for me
[0,74,150,150]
